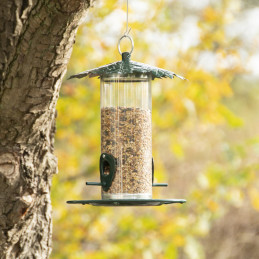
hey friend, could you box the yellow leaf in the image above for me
[249,188,259,211]
[207,200,218,212]
[173,235,185,247]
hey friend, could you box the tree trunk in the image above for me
[0,0,92,257]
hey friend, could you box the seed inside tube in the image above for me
[101,107,152,199]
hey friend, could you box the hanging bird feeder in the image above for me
[67,1,186,207]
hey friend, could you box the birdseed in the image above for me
[101,107,152,199]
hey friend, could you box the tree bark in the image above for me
[0,0,93,258]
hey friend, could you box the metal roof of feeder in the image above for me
[69,52,185,81]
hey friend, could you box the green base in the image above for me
[67,199,186,207]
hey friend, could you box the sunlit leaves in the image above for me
[249,188,259,211]
[51,0,259,258]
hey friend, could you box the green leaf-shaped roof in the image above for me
[69,52,185,80]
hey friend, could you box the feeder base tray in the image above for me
[67,199,186,207]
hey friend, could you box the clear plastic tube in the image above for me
[101,74,152,199]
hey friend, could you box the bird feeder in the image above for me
[66,0,186,206]
[66,32,186,206]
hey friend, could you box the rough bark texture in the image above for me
[0,0,93,258]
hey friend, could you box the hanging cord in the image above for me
[125,0,130,35]
[118,0,134,55]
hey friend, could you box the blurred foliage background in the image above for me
[51,0,259,258]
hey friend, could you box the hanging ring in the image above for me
[118,34,134,55]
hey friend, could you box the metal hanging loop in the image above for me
[117,34,134,55]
